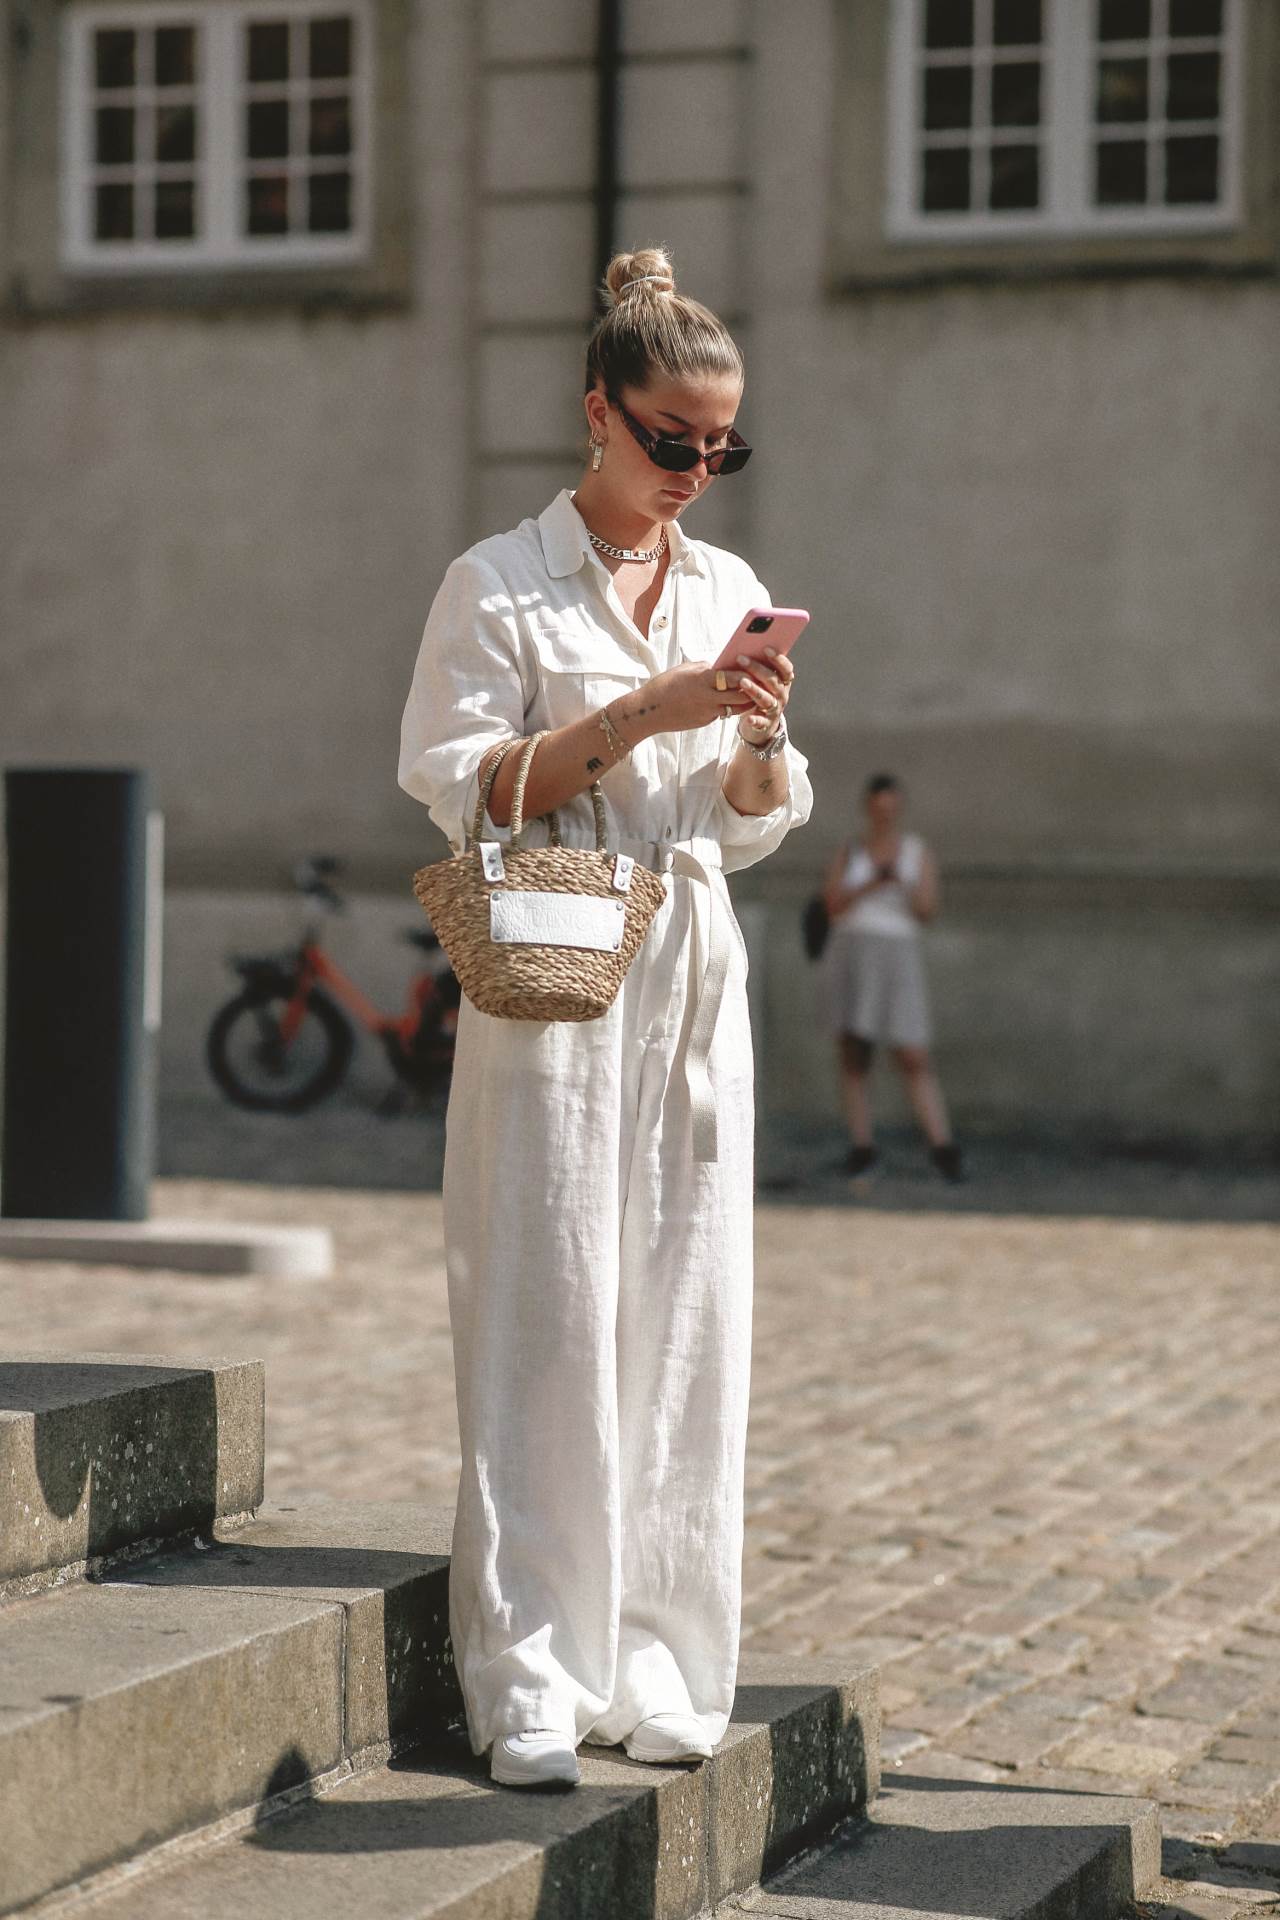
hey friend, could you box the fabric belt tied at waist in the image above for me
[618,835,730,1165]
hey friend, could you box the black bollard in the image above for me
[2,769,161,1221]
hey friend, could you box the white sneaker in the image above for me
[624,1713,714,1764]
[490,1729,581,1788]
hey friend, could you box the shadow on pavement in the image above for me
[756,1122,1280,1225]
[159,1094,1279,1224]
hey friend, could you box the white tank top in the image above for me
[836,834,924,939]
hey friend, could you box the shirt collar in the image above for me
[538,488,707,580]
[538,490,592,578]
[665,513,706,577]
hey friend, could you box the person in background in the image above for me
[823,774,963,1182]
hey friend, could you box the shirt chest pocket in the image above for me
[523,615,647,729]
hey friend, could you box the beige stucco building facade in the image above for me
[2,0,1277,1148]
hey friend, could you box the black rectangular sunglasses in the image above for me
[609,393,753,476]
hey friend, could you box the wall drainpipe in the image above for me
[593,0,623,305]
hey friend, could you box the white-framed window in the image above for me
[61,0,373,270]
[886,0,1243,241]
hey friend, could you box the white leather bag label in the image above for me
[490,891,625,952]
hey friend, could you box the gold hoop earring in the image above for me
[590,440,603,473]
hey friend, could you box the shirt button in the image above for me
[664,826,673,839]
[654,614,668,628]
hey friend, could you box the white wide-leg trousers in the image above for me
[441,877,755,1754]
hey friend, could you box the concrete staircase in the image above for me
[0,1355,1159,1918]
[0,1353,263,1597]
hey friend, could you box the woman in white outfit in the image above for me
[399,248,812,1789]
[823,774,962,1183]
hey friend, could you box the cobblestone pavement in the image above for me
[4,1172,1280,1915]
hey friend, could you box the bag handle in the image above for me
[470,737,524,847]
[510,732,608,854]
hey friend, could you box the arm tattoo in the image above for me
[586,756,604,773]
[758,775,777,796]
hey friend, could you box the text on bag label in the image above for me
[489,891,625,952]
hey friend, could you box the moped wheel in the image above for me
[206,988,353,1112]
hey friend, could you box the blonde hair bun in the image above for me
[604,247,676,305]
[585,243,742,396]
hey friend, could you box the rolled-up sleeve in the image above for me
[715,740,814,874]
[398,552,531,852]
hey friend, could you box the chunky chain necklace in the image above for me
[586,526,668,564]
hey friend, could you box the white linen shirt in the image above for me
[398,489,812,865]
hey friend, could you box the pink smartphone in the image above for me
[712,606,810,674]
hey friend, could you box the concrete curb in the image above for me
[0,1220,333,1277]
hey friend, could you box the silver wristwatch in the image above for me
[739,718,788,761]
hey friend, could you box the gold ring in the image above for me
[714,669,728,693]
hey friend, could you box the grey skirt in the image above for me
[825,928,932,1048]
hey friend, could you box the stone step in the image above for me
[0,1353,265,1596]
[0,1501,453,1914]
[26,1658,880,1920]
[734,1766,1160,1919]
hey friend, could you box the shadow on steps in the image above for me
[1,1358,225,1589]
[243,1739,670,1918]
[764,1768,1159,1916]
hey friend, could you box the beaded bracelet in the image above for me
[598,704,632,761]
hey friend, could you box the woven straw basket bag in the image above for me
[412,732,667,1023]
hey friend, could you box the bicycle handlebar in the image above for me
[292,855,345,912]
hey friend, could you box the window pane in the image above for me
[155,26,195,87]
[1097,57,1149,122]
[924,0,974,50]
[247,174,290,234]
[95,105,134,165]
[309,16,352,79]
[248,99,291,159]
[922,146,971,210]
[307,170,351,232]
[95,182,134,240]
[309,96,352,157]
[989,142,1039,208]
[156,104,196,164]
[1170,0,1222,32]
[992,60,1040,126]
[1098,0,1151,38]
[1095,138,1147,203]
[154,179,196,239]
[924,65,973,130]
[1165,133,1219,202]
[95,28,135,89]
[993,0,1041,45]
[1166,51,1220,120]
[247,21,290,82]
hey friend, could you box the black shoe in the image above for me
[845,1146,879,1178]
[931,1144,965,1184]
